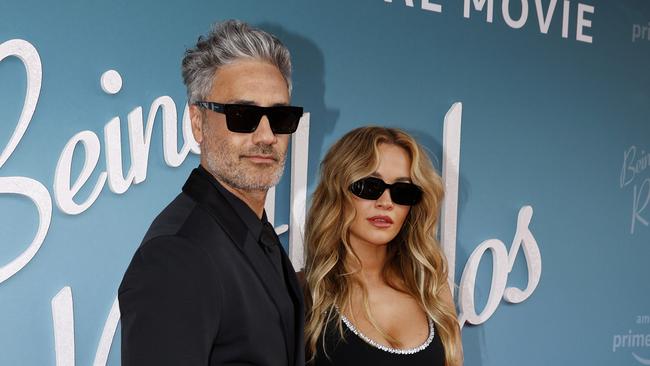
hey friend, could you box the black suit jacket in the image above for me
[118,168,305,366]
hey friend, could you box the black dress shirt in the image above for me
[118,165,304,366]
[207,166,296,350]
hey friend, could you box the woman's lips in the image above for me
[367,215,393,228]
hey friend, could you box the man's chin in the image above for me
[236,173,283,191]
[244,159,284,173]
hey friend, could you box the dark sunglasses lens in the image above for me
[267,106,302,134]
[389,183,422,205]
[350,177,386,200]
[224,105,302,133]
[223,105,263,133]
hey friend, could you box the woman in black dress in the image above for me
[304,127,463,366]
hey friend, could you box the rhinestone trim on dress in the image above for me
[339,312,435,355]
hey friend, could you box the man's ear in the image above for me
[189,104,204,144]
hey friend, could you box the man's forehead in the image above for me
[224,98,290,107]
[209,60,290,105]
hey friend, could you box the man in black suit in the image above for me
[118,20,305,366]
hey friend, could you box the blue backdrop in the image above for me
[1,0,649,365]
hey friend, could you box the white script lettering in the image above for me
[619,145,650,235]
[631,178,650,234]
[440,103,542,328]
[51,287,120,366]
[0,39,52,284]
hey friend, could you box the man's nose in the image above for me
[251,116,276,145]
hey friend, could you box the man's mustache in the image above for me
[240,144,282,161]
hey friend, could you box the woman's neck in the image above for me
[347,239,389,283]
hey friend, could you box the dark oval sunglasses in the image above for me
[349,177,422,206]
[194,101,303,134]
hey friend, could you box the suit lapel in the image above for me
[182,168,294,362]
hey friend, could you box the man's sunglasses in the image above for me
[194,101,303,134]
[349,177,422,206]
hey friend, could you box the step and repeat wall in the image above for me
[1,0,649,365]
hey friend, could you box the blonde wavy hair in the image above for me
[304,126,462,365]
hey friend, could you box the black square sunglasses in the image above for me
[349,177,423,206]
[194,101,303,134]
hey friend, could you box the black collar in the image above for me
[194,165,266,241]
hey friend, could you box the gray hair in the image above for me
[182,20,292,104]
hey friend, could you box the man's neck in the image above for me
[205,169,267,219]
[226,184,267,219]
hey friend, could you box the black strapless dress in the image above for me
[311,312,446,366]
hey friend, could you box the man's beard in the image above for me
[204,141,287,192]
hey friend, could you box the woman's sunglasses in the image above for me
[349,177,422,206]
[194,101,303,134]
